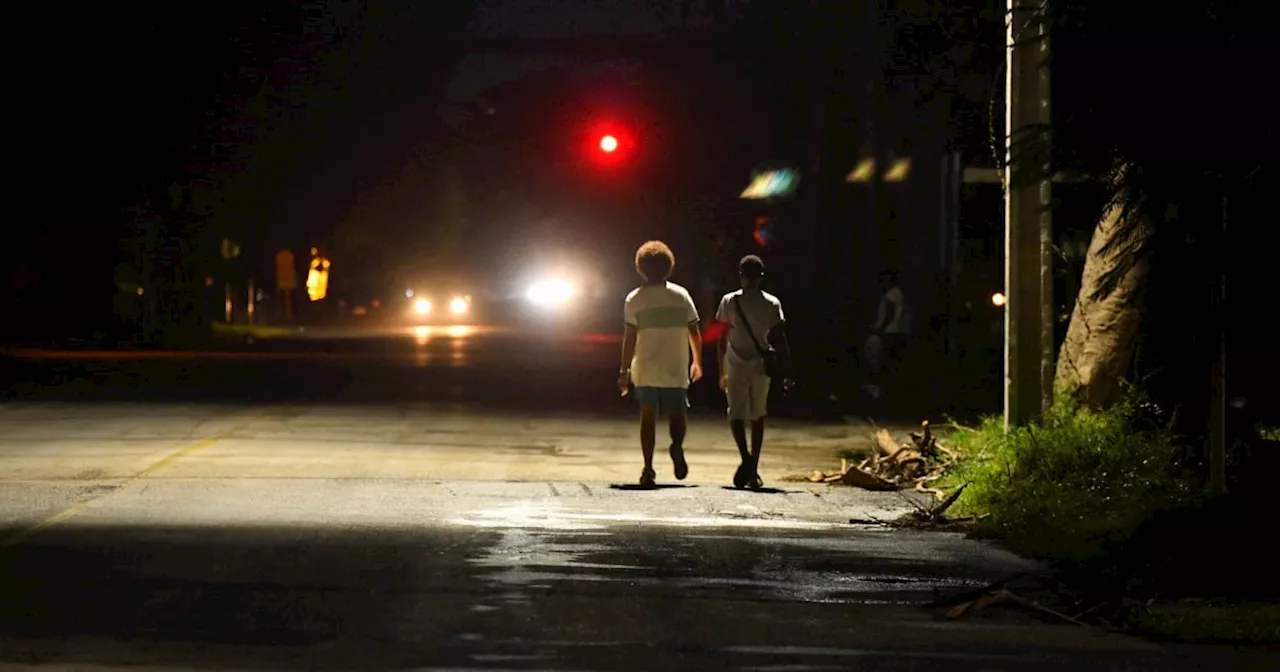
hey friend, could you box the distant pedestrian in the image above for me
[618,241,704,486]
[715,255,794,489]
[867,269,912,400]
[873,268,912,346]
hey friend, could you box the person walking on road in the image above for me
[715,255,794,489]
[618,241,704,486]
[866,269,913,404]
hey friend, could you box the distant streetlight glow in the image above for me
[846,158,875,183]
[600,135,618,152]
[526,279,577,308]
[883,158,911,182]
[306,255,330,302]
[992,292,1007,307]
[740,168,800,199]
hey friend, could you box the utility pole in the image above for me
[942,152,962,365]
[1004,0,1054,429]
[1208,195,1228,493]
[860,0,885,301]
[798,0,828,292]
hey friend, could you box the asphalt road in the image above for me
[2,325,629,409]
[2,325,835,414]
[0,329,1271,669]
[0,323,907,421]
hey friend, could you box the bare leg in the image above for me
[750,419,765,464]
[730,420,750,462]
[639,405,658,472]
[730,419,751,488]
[668,409,689,479]
[749,418,766,487]
[668,410,687,449]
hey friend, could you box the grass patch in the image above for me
[1131,601,1280,646]
[940,394,1198,564]
[937,394,1279,644]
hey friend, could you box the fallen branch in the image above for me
[946,588,1090,626]
[909,420,939,458]
[914,480,944,498]
[903,482,970,526]
[937,572,1042,608]
[811,419,962,493]
[1071,602,1110,621]
[946,589,1009,619]
[1002,590,1091,627]
[874,429,901,457]
[836,466,897,491]
[928,482,969,519]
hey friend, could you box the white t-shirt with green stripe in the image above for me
[624,281,700,389]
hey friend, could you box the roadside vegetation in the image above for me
[936,393,1278,646]
[942,393,1195,562]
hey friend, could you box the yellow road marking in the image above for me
[0,437,224,548]
[0,504,91,548]
[0,407,281,548]
[136,438,219,478]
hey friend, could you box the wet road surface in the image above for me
[4,477,1262,671]
[0,330,1271,669]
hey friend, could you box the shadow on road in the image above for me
[608,483,695,491]
[719,486,791,495]
[1,525,472,667]
[0,521,1059,670]
[1,521,1253,670]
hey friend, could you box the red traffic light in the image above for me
[582,121,637,170]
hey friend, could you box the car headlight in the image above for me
[413,298,432,315]
[449,297,469,315]
[526,279,577,307]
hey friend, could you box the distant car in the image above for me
[401,285,477,325]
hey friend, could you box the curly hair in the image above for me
[634,240,675,283]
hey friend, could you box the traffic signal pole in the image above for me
[800,3,826,291]
[1004,0,1055,429]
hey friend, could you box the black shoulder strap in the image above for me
[733,295,768,358]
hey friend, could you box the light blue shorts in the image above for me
[633,386,690,415]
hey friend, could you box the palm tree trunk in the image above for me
[1054,202,1151,407]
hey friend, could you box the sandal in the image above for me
[669,444,689,480]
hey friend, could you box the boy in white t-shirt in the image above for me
[715,255,794,489]
[617,241,704,486]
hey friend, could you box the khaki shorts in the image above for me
[726,372,771,421]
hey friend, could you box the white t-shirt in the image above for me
[624,282,699,389]
[881,286,912,335]
[715,288,784,377]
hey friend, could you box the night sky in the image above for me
[447,0,670,99]
[243,0,685,255]
[12,0,678,254]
